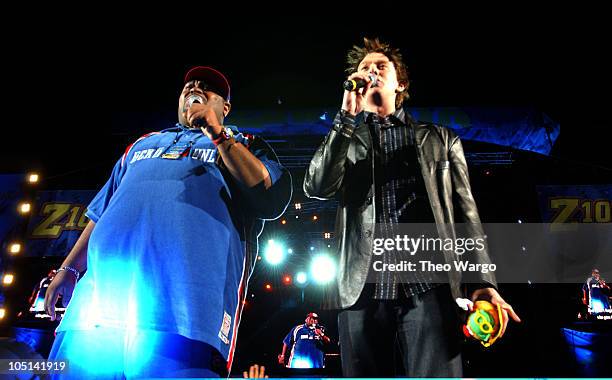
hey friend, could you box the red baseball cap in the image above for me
[184,66,231,102]
[306,312,319,319]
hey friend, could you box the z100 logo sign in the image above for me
[30,203,90,238]
[25,191,95,257]
[538,185,612,224]
[549,198,612,223]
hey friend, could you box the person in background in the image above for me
[278,312,330,369]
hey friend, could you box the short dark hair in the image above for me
[346,37,410,108]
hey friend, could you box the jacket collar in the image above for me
[352,107,430,149]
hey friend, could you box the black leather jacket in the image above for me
[303,110,497,309]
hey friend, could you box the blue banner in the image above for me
[224,107,560,156]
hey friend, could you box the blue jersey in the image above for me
[584,277,612,314]
[56,124,291,370]
[283,324,326,368]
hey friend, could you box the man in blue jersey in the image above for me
[44,66,292,378]
[278,312,330,369]
[582,268,611,318]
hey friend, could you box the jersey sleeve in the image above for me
[283,326,296,346]
[228,128,293,220]
[85,156,126,223]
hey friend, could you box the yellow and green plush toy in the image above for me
[462,300,505,347]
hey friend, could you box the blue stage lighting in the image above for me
[264,240,285,265]
[295,272,308,285]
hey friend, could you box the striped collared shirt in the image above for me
[334,108,439,300]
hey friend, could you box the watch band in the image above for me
[58,266,80,281]
[212,129,232,146]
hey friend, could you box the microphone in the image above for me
[183,94,204,112]
[184,94,205,127]
[343,73,377,91]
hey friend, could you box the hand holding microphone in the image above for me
[343,73,377,91]
[184,94,224,138]
[314,324,325,336]
[341,72,377,116]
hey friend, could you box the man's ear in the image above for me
[396,81,407,93]
[223,101,232,118]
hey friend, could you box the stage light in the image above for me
[327,244,331,248]
[281,219,287,225]
[0,308,5,319]
[18,203,31,214]
[264,283,272,291]
[518,219,522,224]
[264,239,286,265]
[324,232,331,239]
[310,254,337,285]
[9,243,21,254]
[283,275,292,285]
[296,272,308,285]
[309,246,315,251]
[257,256,262,261]
[312,215,318,221]
[295,215,299,219]
[27,173,40,184]
[295,203,302,210]
[287,248,293,254]
[3,274,14,285]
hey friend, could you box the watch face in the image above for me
[224,127,234,138]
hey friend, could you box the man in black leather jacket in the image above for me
[303,37,520,377]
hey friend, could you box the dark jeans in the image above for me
[338,284,463,377]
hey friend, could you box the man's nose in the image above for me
[367,64,379,74]
[190,81,202,93]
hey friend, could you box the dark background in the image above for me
[2,13,584,181]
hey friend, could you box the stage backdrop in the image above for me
[115,107,560,156]
[231,107,560,155]
[536,185,612,224]
[25,190,95,257]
